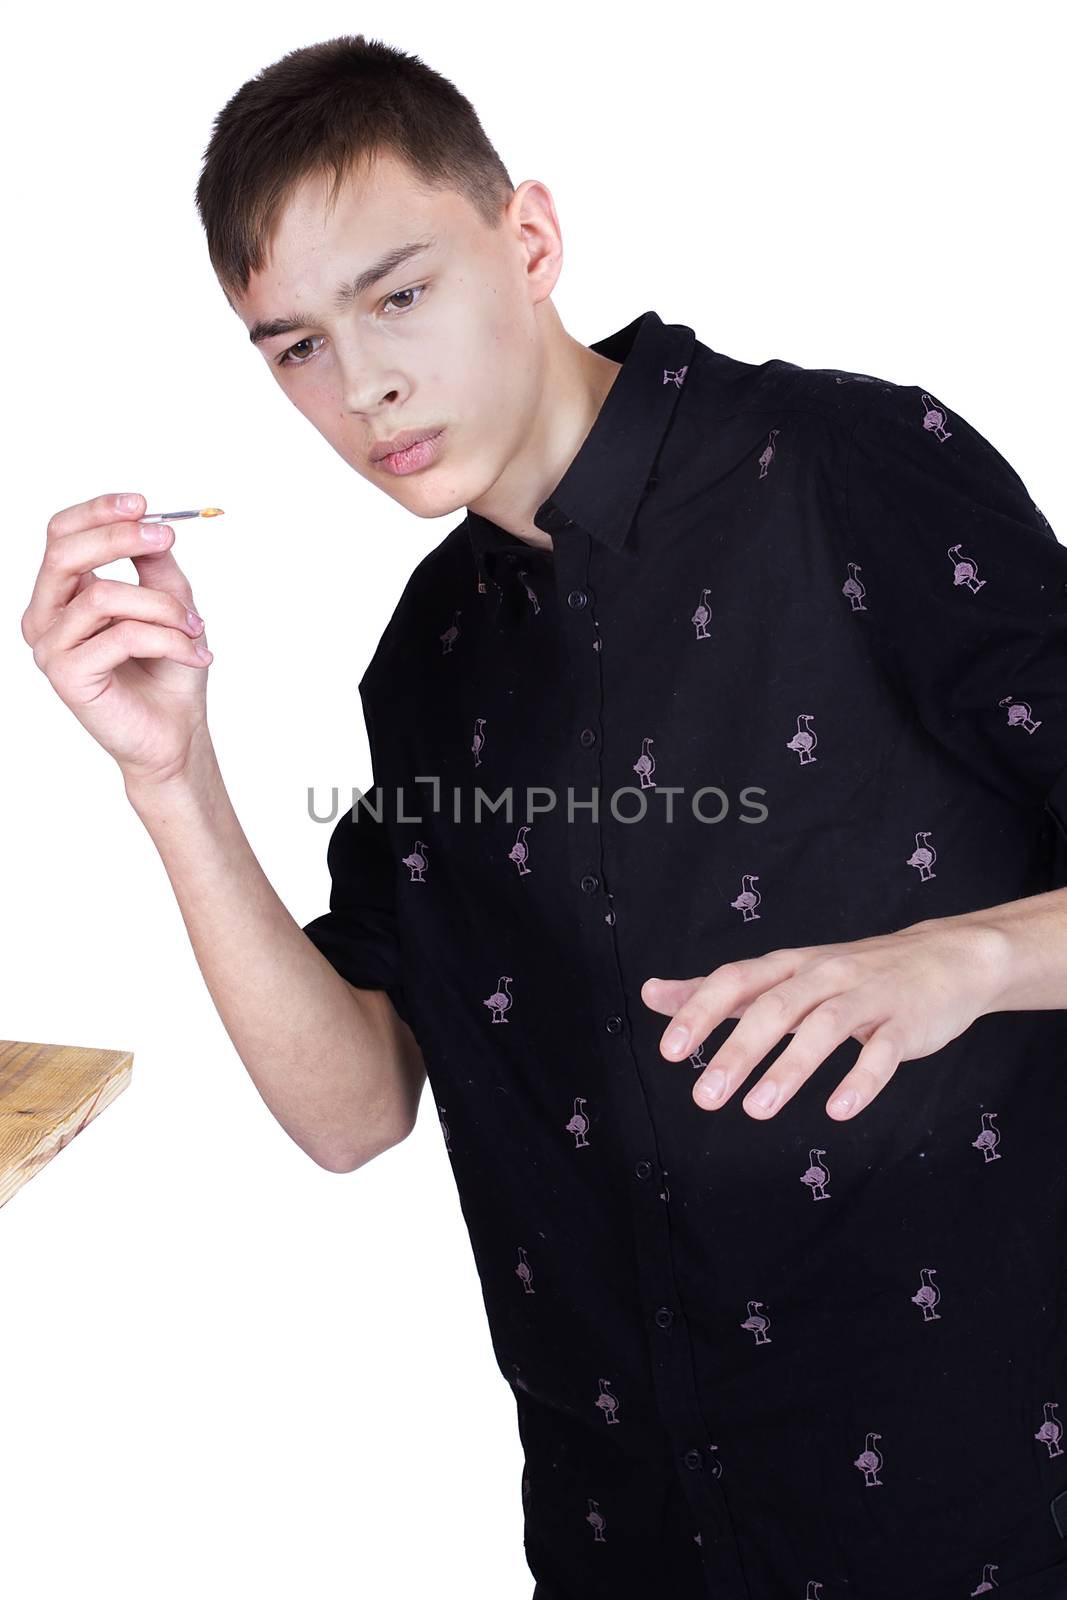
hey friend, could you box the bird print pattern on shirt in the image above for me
[999,697,1043,735]
[471,716,486,767]
[950,542,987,593]
[401,840,428,882]
[439,609,461,653]
[509,824,532,875]
[516,569,542,614]
[632,737,656,789]
[758,428,779,479]
[841,562,868,611]
[786,714,818,765]
[907,830,937,882]
[304,317,1067,1597]
[450,382,1049,1589]
[483,974,513,1021]
[493,386,1050,1584]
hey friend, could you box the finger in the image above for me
[640,976,705,1016]
[32,577,205,673]
[700,984,890,1118]
[24,495,174,644]
[128,538,199,604]
[655,950,802,1060]
[55,619,212,702]
[824,1027,904,1119]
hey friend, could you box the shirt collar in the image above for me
[465,309,695,571]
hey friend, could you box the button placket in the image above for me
[555,518,738,1568]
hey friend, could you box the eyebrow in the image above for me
[247,235,439,347]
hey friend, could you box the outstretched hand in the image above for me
[641,918,1003,1121]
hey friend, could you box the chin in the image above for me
[389,471,470,519]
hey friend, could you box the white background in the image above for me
[2,4,1062,1596]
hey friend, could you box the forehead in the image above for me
[235,156,464,320]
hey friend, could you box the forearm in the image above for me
[124,725,417,1170]
[929,885,1067,1014]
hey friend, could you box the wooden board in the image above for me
[0,1040,134,1210]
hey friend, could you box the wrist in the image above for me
[123,723,222,816]
[904,911,1012,1017]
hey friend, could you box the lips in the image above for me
[372,429,446,477]
[371,427,443,463]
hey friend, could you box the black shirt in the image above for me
[301,309,1067,1599]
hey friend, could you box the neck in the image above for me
[466,309,622,552]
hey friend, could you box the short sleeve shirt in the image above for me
[302,310,1067,1600]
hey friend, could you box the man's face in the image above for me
[231,150,550,519]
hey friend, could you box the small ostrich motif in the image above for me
[971,1563,1000,1593]
[439,609,461,654]
[566,1095,591,1149]
[731,873,761,922]
[437,1105,452,1155]
[471,717,486,767]
[508,824,532,876]
[948,542,986,593]
[688,1041,707,1069]
[972,1110,1001,1162]
[691,587,713,639]
[906,830,937,882]
[911,1267,941,1322]
[515,1247,535,1295]
[483,975,513,1023]
[842,562,868,612]
[401,840,429,882]
[741,1300,772,1345]
[920,392,953,441]
[1035,1401,1064,1459]
[594,1377,620,1424]
[663,365,688,387]
[633,737,656,789]
[998,696,1042,734]
[758,427,779,479]
[586,1498,608,1543]
[786,713,818,764]
[853,1432,884,1486]
[516,570,541,615]
[799,1148,831,1202]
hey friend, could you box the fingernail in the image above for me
[117,493,142,511]
[186,610,204,632]
[747,1081,778,1112]
[696,1069,726,1106]
[666,1026,689,1055]
[830,1090,857,1115]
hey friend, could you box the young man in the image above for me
[24,33,1067,1600]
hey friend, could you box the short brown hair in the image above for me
[194,34,515,309]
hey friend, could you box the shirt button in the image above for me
[654,1307,674,1329]
[606,1015,624,1035]
[567,588,588,609]
[580,873,599,893]
[579,727,597,748]
[634,1159,653,1179]
[683,1449,704,1471]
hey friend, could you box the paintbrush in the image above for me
[137,507,225,523]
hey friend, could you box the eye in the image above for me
[381,283,426,315]
[276,335,324,368]
[275,283,427,368]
